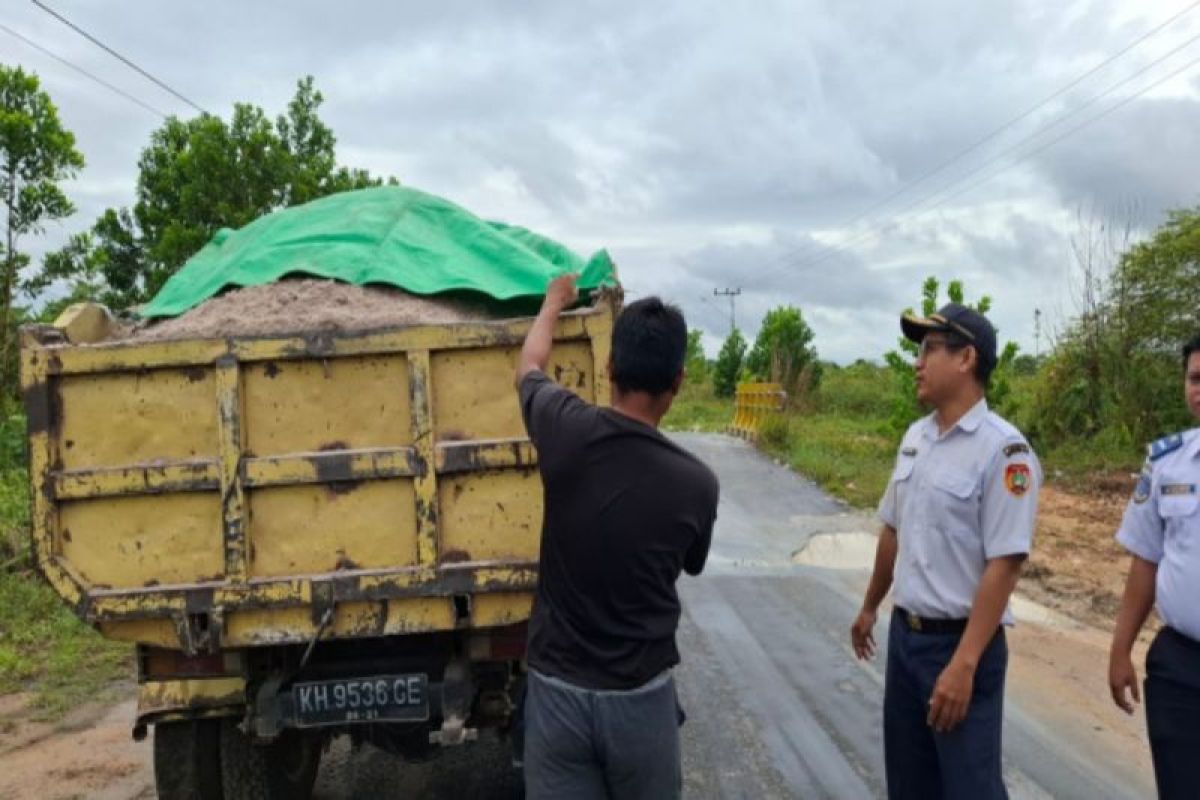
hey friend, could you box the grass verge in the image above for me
[662,381,734,433]
[0,568,131,719]
[2,464,131,720]
[761,413,895,508]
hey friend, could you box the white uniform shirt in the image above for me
[878,399,1041,624]
[1116,428,1200,642]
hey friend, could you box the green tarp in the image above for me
[140,186,617,318]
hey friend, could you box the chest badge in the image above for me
[1005,463,1032,497]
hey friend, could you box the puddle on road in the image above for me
[791,531,878,569]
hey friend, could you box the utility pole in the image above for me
[714,288,741,335]
[1034,308,1042,360]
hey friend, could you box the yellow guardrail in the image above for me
[731,382,787,439]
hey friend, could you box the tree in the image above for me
[745,306,821,399]
[883,276,1018,435]
[1028,207,1199,450]
[712,328,747,399]
[1112,207,1200,351]
[44,76,393,310]
[1,66,84,394]
[685,329,708,382]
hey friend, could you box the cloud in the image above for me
[5,0,1200,363]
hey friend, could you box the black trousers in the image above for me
[1145,627,1200,800]
[884,609,1009,800]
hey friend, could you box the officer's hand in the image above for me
[850,608,877,660]
[1108,652,1141,715]
[928,660,974,733]
[544,273,580,311]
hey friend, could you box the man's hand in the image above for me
[1108,651,1141,715]
[850,608,878,660]
[516,273,581,388]
[928,659,975,733]
[545,273,579,312]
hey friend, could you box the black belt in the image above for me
[895,607,968,635]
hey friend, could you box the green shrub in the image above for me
[758,414,790,448]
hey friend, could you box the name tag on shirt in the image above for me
[1161,483,1197,496]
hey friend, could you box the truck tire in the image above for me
[219,720,321,800]
[153,719,224,800]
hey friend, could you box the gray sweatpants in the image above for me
[524,668,683,800]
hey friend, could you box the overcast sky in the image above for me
[5,0,1200,361]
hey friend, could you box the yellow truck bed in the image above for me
[20,295,616,655]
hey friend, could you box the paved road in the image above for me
[312,433,1155,799]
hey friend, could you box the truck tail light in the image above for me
[468,623,528,662]
[142,648,241,678]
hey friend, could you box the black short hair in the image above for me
[1183,333,1200,371]
[610,297,687,395]
[930,330,996,387]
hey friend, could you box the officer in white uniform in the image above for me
[851,303,1040,800]
[1109,333,1200,800]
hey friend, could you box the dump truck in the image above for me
[19,289,618,798]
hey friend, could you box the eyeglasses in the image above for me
[917,338,963,358]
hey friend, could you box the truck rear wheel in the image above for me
[153,719,224,800]
[219,719,321,800]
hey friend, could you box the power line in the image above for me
[0,22,167,118]
[892,28,1200,219]
[831,0,1200,233]
[772,0,1200,272]
[784,44,1200,275]
[30,0,209,115]
[781,27,1200,273]
[917,47,1200,215]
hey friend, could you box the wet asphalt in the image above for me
[312,433,1153,799]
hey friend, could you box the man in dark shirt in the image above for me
[516,273,719,800]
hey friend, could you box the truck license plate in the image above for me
[292,674,429,727]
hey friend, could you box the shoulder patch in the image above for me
[1003,442,1030,458]
[1149,433,1185,462]
[1133,465,1152,504]
[1004,463,1032,496]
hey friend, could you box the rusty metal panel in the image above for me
[137,677,246,718]
[54,461,220,500]
[216,357,248,582]
[20,299,619,647]
[243,448,419,488]
[60,493,224,587]
[100,619,181,648]
[435,440,536,475]
[58,368,218,471]
[21,345,84,608]
[247,479,420,577]
[585,306,615,408]
[41,316,595,377]
[407,351,439,567]
[244,355,412,455]
[472,592,534,628]
[430,342,595,442]
[82,564,540,624]
[438,470,542,564]
[224,598,456,646]
[380,597,457,635]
